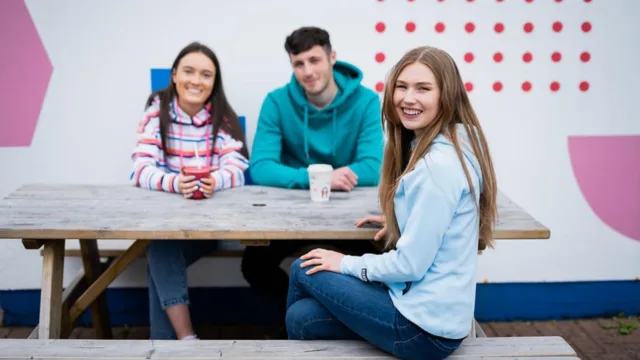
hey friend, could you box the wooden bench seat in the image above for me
[0,337,578,359]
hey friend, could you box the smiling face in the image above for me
[392,62,441,135]
[172,51,216,115]
[290,45,336,95]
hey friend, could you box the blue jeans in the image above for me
[146,240,219,339]
[285,258,463,360]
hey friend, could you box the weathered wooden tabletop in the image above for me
[0,184,550,240]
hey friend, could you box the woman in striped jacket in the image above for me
[130,42,249,340]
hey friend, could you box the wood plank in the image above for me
[79,240,113,339]
[0,337,577,359]
[38,240,65,339]
[58,248,245,258]
[0,184,550,241]
[68,240,150,323]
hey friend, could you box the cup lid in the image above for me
[308,164,333,172]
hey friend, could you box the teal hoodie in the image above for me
[249,60,384,189]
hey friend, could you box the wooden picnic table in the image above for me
[0,184,549,340]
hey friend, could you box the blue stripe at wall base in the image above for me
[1,281,639,327]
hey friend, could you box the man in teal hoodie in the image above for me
[242,27,383,320]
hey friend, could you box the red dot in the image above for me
[438,0,445,2]
[523,52,533,63]
[580,52,591,62]
[555,0,563,2]
[579,81,590,92]
[522,81,532,92]
[493,52,503,63]
[553,21,563,32]
[435,22,445,33]
[493,82,503,92]
[494,23,505,33]
[551,52,562,62]
[550,81,560,92]
[375,52,385,63]
[582,22,592,32]
[467,0,474,2]
[584,0,591,3]
[465,82,473,92]
[408,0,415,2]
[375,82,384,92]
[496,0,504,2]
[406,22,416,33]
[525,0,533,2]
[464,52,475,63]
[524,22,534,33]
[465,22,475,33]
[375,22,386,33]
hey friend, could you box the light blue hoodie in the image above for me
[340,124,483,340]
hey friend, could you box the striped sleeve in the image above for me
[211,131,249,192]
[129,101,180,193]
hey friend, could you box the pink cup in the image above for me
[183,166,211,200]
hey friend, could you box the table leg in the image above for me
[38,240,65,339]
[80,239,112,339]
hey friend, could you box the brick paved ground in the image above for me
[1,317,639,359]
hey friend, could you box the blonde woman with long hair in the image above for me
[285,46,498,360]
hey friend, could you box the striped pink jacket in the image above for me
[130,96,249,193]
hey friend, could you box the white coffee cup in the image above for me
[308,164,333,202]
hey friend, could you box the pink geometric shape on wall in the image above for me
[0,0,53,147]
[568,135,640,241]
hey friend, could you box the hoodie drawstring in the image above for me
[304,105,309,159]
[331,109,337,156]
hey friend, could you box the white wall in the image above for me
[1,0,639,290]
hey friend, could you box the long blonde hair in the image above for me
[379,46,498,251]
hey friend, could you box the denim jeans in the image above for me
[241,240,379,311]
[146,240,219,339]
[285,258,463,360]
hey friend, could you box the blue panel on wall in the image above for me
[151,68,171,92]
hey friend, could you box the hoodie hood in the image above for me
[431,123,483,188]
[286,60,364,158]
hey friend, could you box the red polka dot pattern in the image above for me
[524,22,534,33]
[464,52,474,63]
[553,21,563,32]
[465,22,475,33]
[373,1,592,92]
